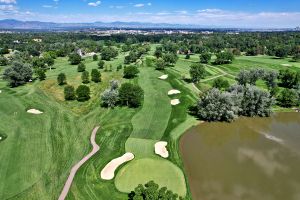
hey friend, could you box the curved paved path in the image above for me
[58,126,100,200]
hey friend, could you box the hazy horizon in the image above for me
[0,0,300,28]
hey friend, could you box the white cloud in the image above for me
[134,4,144,8]
[147,3,152,6]
[0,4,16,11]
[0,0,16,4]
[110,5,125,9]
[88,1,101,7]
[43,5,53,8]
[1,8,300,28]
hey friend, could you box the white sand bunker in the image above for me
[171,99,180,105]
[159,75,168,80]
[0,90,2,94]
[27,109,43,115]
[168,89,181,95]
[101,152,134,180]
[154,141,169,158]
[281,64,292,67]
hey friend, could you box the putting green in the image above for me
[114,157,187,197]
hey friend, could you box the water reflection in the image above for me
[180,113,300,200]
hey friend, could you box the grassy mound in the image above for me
[114,158,187,197]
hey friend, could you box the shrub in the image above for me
[81,71,90,84]
[76,85,90,102]
[91,69,101,83]
[123,65,139,79]
[57,73,67,85]
[77,63,86,72]
[98,60,105,69]
[64,85,76,100]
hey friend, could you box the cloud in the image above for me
[43,5,53,8]
[147,3,151,6]
[134,4,144,8]
[88,1,101,7]
[1,7,300,28]
[0,0,16,4]
[0,4,17,11]
[110,5,125,9]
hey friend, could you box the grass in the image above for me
[1,46,299,200]
[115,158,187,197]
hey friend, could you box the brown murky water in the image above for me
[180,113,300,200]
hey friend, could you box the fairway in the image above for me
[115,158,187,197]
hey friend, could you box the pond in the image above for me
[180,113,300,200]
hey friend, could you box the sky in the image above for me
[0,0,300,28]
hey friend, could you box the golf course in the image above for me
[0,31,300,200]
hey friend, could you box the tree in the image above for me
[3,61,33,87]
[292,53,300,62]
[119,83,144,107]
[68,53,82,65]
[236,70,250,86]
[214,51,234,64]
[189,63,205,83]
[275,46,288,58]
[279,69,299,88]
[101,80,119,108]
[101,47,118,61]
[64,85,76,100]
[128,181,182,200]
[212,78,229,90]
[263,70,278,89]
[81,71,90,84]
[93,54,98,61]
[155,58,166,70]
[77,63,86,72]
[163,53,178,66]
[196,88,240,122]
[239,85,273,117]
[185,54,190,59]
[76,85,90,101]
[98,60,105,69]
[200,52,211,64]
[91,69,101,83]
[154,47,163,58]
[57,73,67,85]
[43,54,55,70]
[36,68,46,81]
[0,56,8,66]
[123,65,139,79]
[277,89,298,107]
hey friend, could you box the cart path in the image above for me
[58,126,100,200]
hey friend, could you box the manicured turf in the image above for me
[115,158,187,197]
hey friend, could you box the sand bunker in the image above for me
[171,99,180,105]
[0,90,2,94]
[168,89,181,95]
[27,109,43,115]
[281,64,292,67]
[154,141,169,158]
[101,153,134,180]
[159,75,168,80]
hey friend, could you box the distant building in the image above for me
[33,38,42,42]
[295,27,300,31]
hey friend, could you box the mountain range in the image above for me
[0,19,208,30]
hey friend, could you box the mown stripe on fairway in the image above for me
[129,67,172,140]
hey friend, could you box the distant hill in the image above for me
[0,19,211,30]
